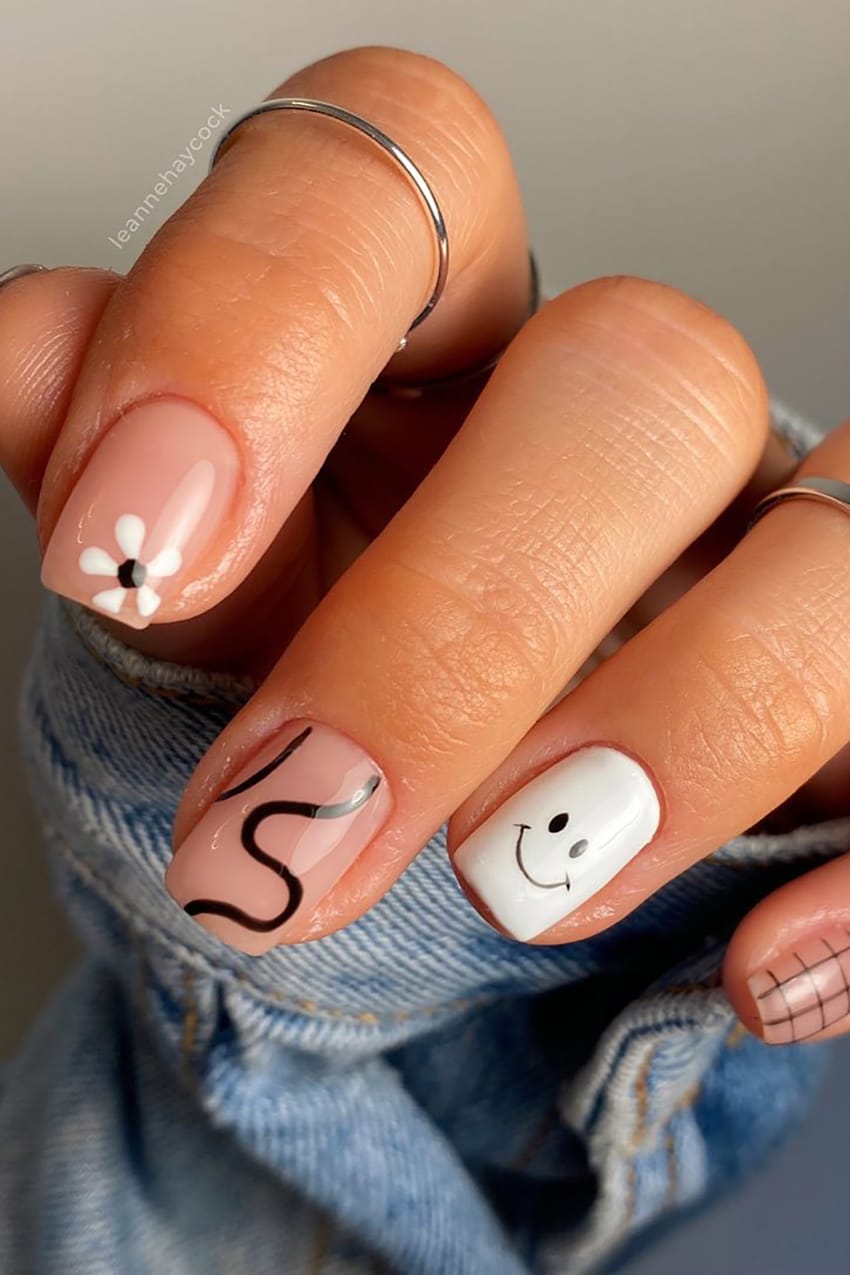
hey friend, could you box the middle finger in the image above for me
[165,275,767,953]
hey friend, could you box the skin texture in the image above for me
[2,46,850,1028]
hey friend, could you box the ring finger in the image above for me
[449,416,850,943]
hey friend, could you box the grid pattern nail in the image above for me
[748,929,850,1044]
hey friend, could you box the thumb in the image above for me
[0,266,119,513]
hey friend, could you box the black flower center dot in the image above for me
[117,558,147,589]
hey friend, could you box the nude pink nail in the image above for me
[41,397,240,629]
[748,928,850,1044]
[165,721,392,955]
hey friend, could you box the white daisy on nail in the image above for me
[78,514,182,619]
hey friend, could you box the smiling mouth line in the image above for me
[513,824,571,892]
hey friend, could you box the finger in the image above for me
[0,267,119,511]
[36,46,531,633]
[448,414,850,944]
[164,276,767,954]
[0,265,320,674]
[725,855,850,1046]
[622,411,799,633]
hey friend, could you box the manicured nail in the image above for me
[454,745,661,942]
[748,929,850,1045]
[165,721,392,955]
[41,397,239,629]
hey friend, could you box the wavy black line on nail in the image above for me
[215,725,314,802]
[184,726,382,934]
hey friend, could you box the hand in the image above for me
[3,47,850,1049]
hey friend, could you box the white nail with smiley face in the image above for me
[454,745,661,942]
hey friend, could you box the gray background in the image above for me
[2,2,849,1271]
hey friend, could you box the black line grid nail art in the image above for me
[751,930,850,1044]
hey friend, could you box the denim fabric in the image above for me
[1,402,847,1274]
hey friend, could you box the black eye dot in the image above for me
[569,838,589,859]
[547,812,569,834]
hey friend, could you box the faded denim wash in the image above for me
[0,402,846,1274]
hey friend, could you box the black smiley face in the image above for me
[514,810,591,893]
[546,811,589,859]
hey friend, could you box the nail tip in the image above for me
[454,744,659,944]
[164,719,390,958]
[41,544,154,631]
[37,397,241,633]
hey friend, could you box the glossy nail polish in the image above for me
[454,745,661,942]
[166,720,392,955]
[41,397,239,629]
[748,929,850,1044]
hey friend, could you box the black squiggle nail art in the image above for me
[184,726,382,934]
[215,725,314,802]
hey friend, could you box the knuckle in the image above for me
[677,613,837,793]
[128,219,345,406]
[523,275,769,475]
[374,551,564,740]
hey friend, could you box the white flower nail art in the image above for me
[78,514,182,619]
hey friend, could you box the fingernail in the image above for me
[165,721,392,955]
[41,397,240,629]
[453,745,661,942]
[748,929,850,1045]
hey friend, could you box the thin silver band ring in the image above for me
[0,264,48,292]
[371,249,540,398]
[209,97,449,346]
[747,476,850,533]
[1,107,536,397]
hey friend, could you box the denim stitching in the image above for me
[631,1047,655,1151]
[74,632,249,707]
[725,1020,749,1048]
[663,1130,678,1208]
[624,1159,637,1228]
[181,969,199,1086]
[578,1012,726,1141]
[575,1028,709,1263]
[64,599,255,707]
[308,1217,330,1275]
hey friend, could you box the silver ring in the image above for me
[209,97,448,346]
[371,249,540,398]
[0,264,48,292]
[747,476,850,532]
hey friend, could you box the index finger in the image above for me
[37,46,531,629]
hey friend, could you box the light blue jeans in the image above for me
[1,403,848,1274]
